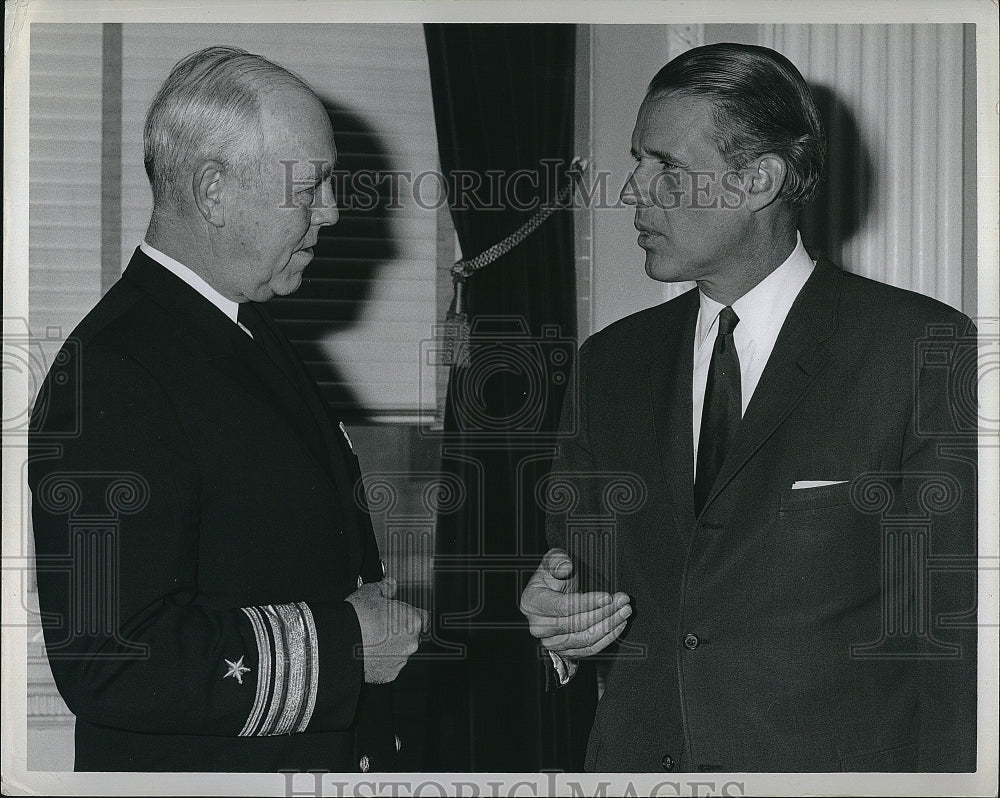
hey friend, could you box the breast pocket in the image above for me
[774,478,879,606]
[779,480,853,513]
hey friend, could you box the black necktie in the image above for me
[694,306,741,514]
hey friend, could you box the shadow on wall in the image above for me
[267,98,399,420]
[800,83,874,271]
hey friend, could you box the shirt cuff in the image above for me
[548,651,579,686]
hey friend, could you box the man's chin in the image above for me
[268,271,305,298]
[644,253,678,283]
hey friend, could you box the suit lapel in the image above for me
[250,306,345,454]
[699,259,842,513]
[648,289,700,533]
[121,252,359,544]
[249,305,366,577]
[214,337,336,474]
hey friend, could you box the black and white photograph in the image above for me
[3,1,997,795]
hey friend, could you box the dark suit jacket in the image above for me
[28,249,398,772]
[547,259,977,772]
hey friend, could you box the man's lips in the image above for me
[635,224,660,246]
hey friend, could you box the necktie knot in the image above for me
[718,306,739,336]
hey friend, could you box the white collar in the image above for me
[139,241,241,324]
[695,231,815,350]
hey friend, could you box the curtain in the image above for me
[421,23,594,772]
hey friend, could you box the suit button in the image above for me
[683,633,699,650]
[662,753,675,771]
[359,754,370,773]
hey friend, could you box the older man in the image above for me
[520,43,977,772]
[29,46,425,772]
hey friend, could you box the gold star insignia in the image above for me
[223,655,250,685]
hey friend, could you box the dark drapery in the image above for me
[421,23,595,771]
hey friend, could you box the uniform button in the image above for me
[662,753,675,771]
[359,754,370,773]
[683,633,699,650]
[357,575,364,589]
[395,734,402,753]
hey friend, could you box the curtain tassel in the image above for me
[443,156,587,369]
[444,270,471,368]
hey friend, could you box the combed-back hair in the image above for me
[646,43,826,207]
[143,45,315,207]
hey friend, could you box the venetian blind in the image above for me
[27,23,103,367]
[119,24,441,418]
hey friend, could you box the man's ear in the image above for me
[744,154,787,212]
[193,161,226,227]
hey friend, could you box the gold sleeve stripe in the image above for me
[238,602,320,737]
[258,605,289,735]
[239,606,272,737]
[272,603,306,734]
[297,602,320,732]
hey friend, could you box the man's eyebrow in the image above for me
[632,146,686,166]
[297,162,335,188]
[310,163,336,183]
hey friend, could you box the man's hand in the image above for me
[346,577,428,684]
[519,548,631,658]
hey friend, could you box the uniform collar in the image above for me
[140,240,241,324]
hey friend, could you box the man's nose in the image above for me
[312,181,339,227]
[620,168,647,207]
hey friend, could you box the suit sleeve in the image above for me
[545,339,612,595]
[541,340,606,687]
[545,340,592,553]
[29,345,364,737]
[901,315,978,771]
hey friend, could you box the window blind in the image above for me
[28,23,103,364]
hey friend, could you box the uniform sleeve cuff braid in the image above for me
[239,602,319,736]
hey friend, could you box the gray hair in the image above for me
[143,45,316,207]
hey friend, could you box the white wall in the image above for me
[584,25,701,337]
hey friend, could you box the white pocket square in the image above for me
[791,480,848,490]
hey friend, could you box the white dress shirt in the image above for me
[691,232,815,478]
[139,241,251,335]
